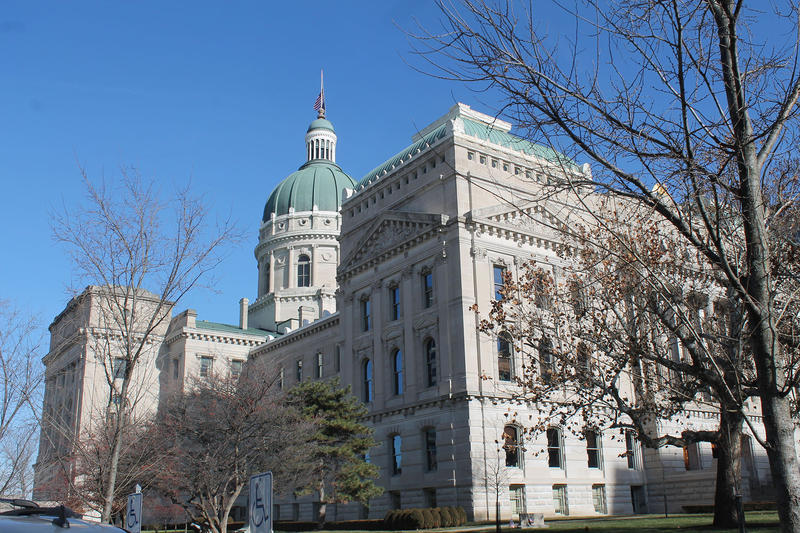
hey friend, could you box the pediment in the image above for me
[341,211,448,271]
[471,202,572,237]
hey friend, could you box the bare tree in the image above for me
[0,301,43,497]
[147,368,314,533]
[412,1,800,529]
[51,167,238,522]
[475,442,512,533]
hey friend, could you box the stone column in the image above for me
[268,250,275,292]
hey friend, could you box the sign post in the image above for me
[126,492,143,533]
[249,471,273,533]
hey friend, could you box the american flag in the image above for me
[313,89,325,112]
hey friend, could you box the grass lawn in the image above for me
[289,511,779,533]
[146,512,780,533]
[493,511,779,533]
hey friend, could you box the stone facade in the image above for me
[34,103,775,520]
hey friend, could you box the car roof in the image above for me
[0,513,127,533]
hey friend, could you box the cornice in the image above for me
[250,314,340,357]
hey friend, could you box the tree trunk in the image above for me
[495,490,500,533]
[317,481,326,529]
[713,409,743,528]
[760,390,800,532]
[101,403,127,522]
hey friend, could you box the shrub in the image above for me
[439,507,454,527]
[430,508,442,529]
[420,508,433,529]
[455,506,467,526]
[409,509,425,529]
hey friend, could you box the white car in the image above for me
[0,499,126,533]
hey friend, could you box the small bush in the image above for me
[409,509,425,529]
[420,508,434,529]
[455,506,467,526]
[439,507,454,527]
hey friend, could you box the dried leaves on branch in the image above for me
[413,1,800,529]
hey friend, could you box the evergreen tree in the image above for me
[288,378,382,526]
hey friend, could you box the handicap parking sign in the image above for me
[126,493,142,533]
[249,472,272,533]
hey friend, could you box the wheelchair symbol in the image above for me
[128,505,138,527]
[251,480,267,527]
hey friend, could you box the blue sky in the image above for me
[0,1,500,331]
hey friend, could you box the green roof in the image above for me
[356,116,575,190]
[263,161,357,221]
[196,320,280,337]
[307,118,334,132]
[358,122,449,189]
[460,118,574,167]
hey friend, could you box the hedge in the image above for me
[383,506,467,530]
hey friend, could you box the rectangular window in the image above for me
[625,430,638,469]
[316,352,324,379]
[586,430,602,469]
[497,333,513,381]
[547,428,563,468]
[231,360,243,380]
[279,367,285,390]
[296,360,303,382]
[361,299,371,331]
[425,429,437,472]
[683,442,702,470]
[592,485,607,514]
[112,358,126,380]
[510,485,525,515]
[335,345,341,372]
[422,272,434,308]
[424,488,437,508]
[552,485,569,516]
[390,492,401,510]
[199,356,213,378]
[172,359,180,380]
[493,265,506,301]
[390,286,401,320]
[391,435,402,475]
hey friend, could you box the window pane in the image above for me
[423,273,434,308]
[363,360,373,403]
[425,429,437,471]
[586,430,600,469]
[391,435,402,475]
[297,254,311,287]
[493,265,505,301]
[498,334,512,381]
[504,425,519,467]
[426,340,437,387]
[394,350,403,395]
[547,428,562,468]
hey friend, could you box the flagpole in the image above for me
[320,69,325,118]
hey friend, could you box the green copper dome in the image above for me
[307,118,334,132]
[262,161,356,221]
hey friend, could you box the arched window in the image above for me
[297,254,311,287]
[362,359,373,403]
[390,434,402,475]
[393,349,403,395]
[425,338,437,387]
[503,425,521,467]
[497,332,513,381]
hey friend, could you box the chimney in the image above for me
[239,298,249,330]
